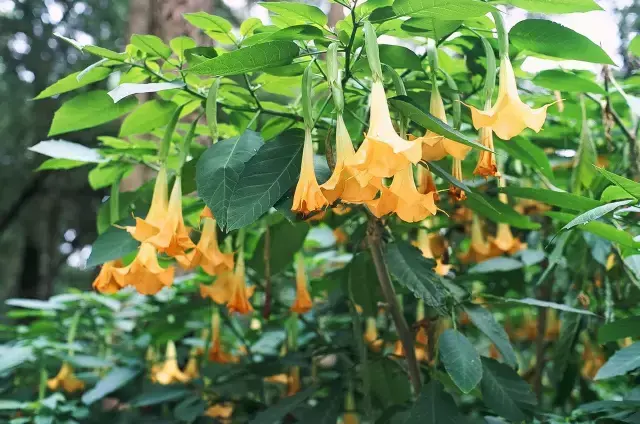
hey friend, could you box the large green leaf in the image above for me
[348,252,384,317]
[82,367,141,405]
[464,304,518,368]
[510,20,615,65]
[226,129,304,231]
[34,67,112,100]
[596,166,640,200]
[560,200,635,232]
[438,329,483,393]
[260,2,328,28]
[249,220,309,276]
[404,380,467,424]
[379,44,423,70]
[368,359,412,409]
[131,34,171,59]
[502,187,601,212]
[532,69,605,94]
[552,312,582,383]
[86,225,139,268]
[385,241,448,314]
[595,342,640,380]
[401,18,461,42]
[184,12,232,32]
[495,0,602,13]
[546,211,640,248]
[249,386,318,424]
[48,90,138,136]
[469,257,524,274]
[480,358,536,422]
[196,130,264,231]
[29,140,104,163]
[108,82,184,103]
[188,41,300,76]
[598,316,640,344]
[120,100,178,137]
[464,192,540,230]
[499,296,597,316]
[130,386,190,407]
[391,0,495,20]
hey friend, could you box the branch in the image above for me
[0,174,46,236]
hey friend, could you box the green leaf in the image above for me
[131,34,171,59]
[630,35,640,57]
[348,252,384,317]
[120,100,178,137]
[601,186,635,203]
[64,355,113,368]
[401,18,461,42]
[84,45,126,61]
[480,358,536,422]
[390,96,490,152]
[36,158,88,171]
[241,18,264,37]
[89,163,133,190]
[595,166,640,200]
[196,130,264,231]
[226,129,304,231]
[510,19,615,65]
[464,192,540,230]
[0,400,25,410]
[552,312,582,383]
[368,359,412,409]
[130,386,190,407]
[5,298,65,311]
[469,257,524,273]
[385,241,448,314]
[464,304,518,368]
[82,367,141,405]
[595,342,640,380]
[598,316,640,344]
[0,346,34,374]
[188,41,300,76]
[379,44,423,70]
[391,0,495,20]
[34,67,112,100]
[86,225,139,268]
[260,2,328,28]
[250,386,318,423]
[546,211,640,248]
[426,162,496,212]
[249,221,309,276]
[560,200,635,232]
[439,329,483,393]
[170,36,196,61]
[500,297,597,316]
[404,380,467,424]
[174,396,207,422]
[108,82,184,103]
[184,12,233,32]
[532,69,605,94]
[29,140,104,163]
[495,0,602,13]
[49,90,138,136]
[502,187,601,212]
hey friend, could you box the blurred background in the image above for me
[0,0,637,302]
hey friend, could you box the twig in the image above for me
[262,225,272,319]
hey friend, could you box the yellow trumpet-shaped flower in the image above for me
[389,166,438,223]
[286,366,301,396]
[226,254,254,315]
[490,182,526,254]
[449,159,466,202]
[47,363,84,393]
[414,229,451,276]
[291,255,313,314]
[474,127,499,178]
[113,243,174,295]
[177,208,234,275]
[321,115,380,203]
[417,165,439,202]
[342,391,360,424]
[154,341,189,385]
[366,184,398,219]
[459,215,500,264]
[346,80,421,180]
[126,167,169,242]
[183,355,199,380]
[92,260,124,294]
[292,127,329,215]
[467,57,552,140]
[363,317,383,352]
[208,310,239,363]
[420,85,471,161]
[205,403,234,422]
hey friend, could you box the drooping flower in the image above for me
[92,260,124,294]
[126,167,169,242]
[113,243,174,295]
[286,366,301,396]
[366,185,398,219]
[292,127,329,215]
[414,229,451,276]
[205,403,234,422]
[417,164,440,202]
[153,341,189,385]
[459,215,500,264]
[474,127,499,178]
[177,208,234,275]
[449,159,466,202]
[208,309,239,363]
[342,391,360,424]
[291,254,313,314]
[420,85,472,161]
[183,354,199,380]
[226,253,254,315]
[346,80,421,180]
[466,56,552,140]
[389,166,438,222]
[47,363,84,393]
[320,115,379,204]
[489,186,526,254]
[363,316,383,352]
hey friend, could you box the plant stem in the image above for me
[262,224,272,319]
[366,217,422,394]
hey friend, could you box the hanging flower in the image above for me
[154,341,189,385]
[92,260,124,294]
[177,208,234,275]
[226,253,254,315]
[126,167,169,242]
[208,310,239,363]
[183,354,199,380]
[414,229,451,276]
[205,403,234,422]
[292,127,329,215]
[366,185,398,219]
[291,255,313,314]
[286,366,301,396]
[474,127,499,178]
[490,187,526,254]
[47,363,84,393]
[417,165,439,202]
[390,166,438,222]
[363,317,383,352]
[466,56,552,140]
[320,115,379,203]
[459,215,500,264]
[449,159,466,202]
[342,391,360,424]
[420,85,471,161]
[346,80,421,180]
[113,243,174,295]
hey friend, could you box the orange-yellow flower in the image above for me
[154,341,189,385]
[363,317,383,352]
[177,208,234,275]
[459,215,500,264]
[389,166,438,222]
[581,342,605,380]
[420,85,471,161]
[346,80,421,180]
[474,127,498,178]
[291,255,313,314]
[183,355,199,380]
[490,186,526,254]
[449,159,466,202]
[286,366,301,396]
[47,363,84,393]
[417,165,439,202]
[366,185,398,219]
[415,229,451,276]
[466,57,552,140]
[226,254,254,315]
[126,167,169,242]
[92,260,124,294]
[113,243,174,295]
[208,310,239,363]
[205,403,234,422]
[343,391,359,424]
[320,115,379,203]
[292,127,329,215]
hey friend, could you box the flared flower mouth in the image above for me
[177,211,234,276]
[292,127,329,215]
[92,259,124,294]
[291,255,313,314]
[47,363,85,393]
[154,341,189,385]
[226,255,254,315]
[474,127,499,178]
[113,242,175,295]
